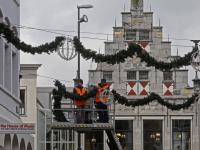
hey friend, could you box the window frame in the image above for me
[163,71,173,81]
[115,117,134,150]
[84,130,104,150]
[142,116,164,150]
[127,71,137,80]
[139,30,150,41]
[171,117,192,150]
[103,71,113,82]
[20,87,27,115]
[139,71,149,80]
[125,29,136,41]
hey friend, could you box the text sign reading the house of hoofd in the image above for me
[0,123,35,134]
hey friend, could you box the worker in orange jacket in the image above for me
[73,79,87,124]
[96,79,109,123]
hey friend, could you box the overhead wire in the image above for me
[15,26,196,48]
[0,21,194,42]
[19,71,75,84]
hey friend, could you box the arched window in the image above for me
[12,134,19,150]
[27,142,32,150]
[0,9,3,22]
[5,17,11,26]
[0,134,11,150]
[20,138,25,150]
[12,26,18,36]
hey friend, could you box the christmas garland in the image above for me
[0,23,65,54]
[112,90,198,110]
[73,37,197,71]
[0,22,196,70]
[52,80,198,122]
[52,80,99,122]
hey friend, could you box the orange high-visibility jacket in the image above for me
[74,87,87,106]
[96,84,109,102]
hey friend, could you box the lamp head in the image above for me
[79,15,88,23]
[77,4,93,9]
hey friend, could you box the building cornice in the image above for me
[113,27,123,29]
[104,42,116,44]
[153,26,163,29]
[121,12,154,14]
[20,64,42,70]
[121,12,131,14]
[161,41,172,43]
[144,12,154,14]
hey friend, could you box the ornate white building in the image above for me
[88,0,199,150]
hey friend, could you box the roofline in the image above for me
[20,64,42,70]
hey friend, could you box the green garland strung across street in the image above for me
[0,22,196,70]
[52,80,198,122]
[73,37,197,71]
[112,90,198,111]
[0,23,65,54]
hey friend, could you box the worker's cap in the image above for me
[101,79,106,83]
[78,79,83,84]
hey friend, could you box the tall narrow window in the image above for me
[127,71,137,80]
[115,120,133,149]
[139,31,149,40]
[20,89,25,115]
[143,120,163,150]
[85,131,103,150]
[163,71,173,80]
[103,71,112,81]
[172,120,191,150]
[126,29,136,40]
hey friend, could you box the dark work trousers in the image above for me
[97,102,108,122]
[76,105,86,124]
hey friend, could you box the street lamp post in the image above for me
[77,4,93,80]
[77,5,93,150]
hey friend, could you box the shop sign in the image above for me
[0,123,35,134]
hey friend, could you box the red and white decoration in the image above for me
[163,83,173,96]
[126,42,150,54]
[139,42,150,53]
[127,82,137,96]
[139,82,149,96]
[107,83,113,91]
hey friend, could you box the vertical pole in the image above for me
[78,8,80,80]
[77,8,82,150]
[45,110,46,150]
[151,22,153,41]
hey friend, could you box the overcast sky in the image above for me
[20,0,200,88]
